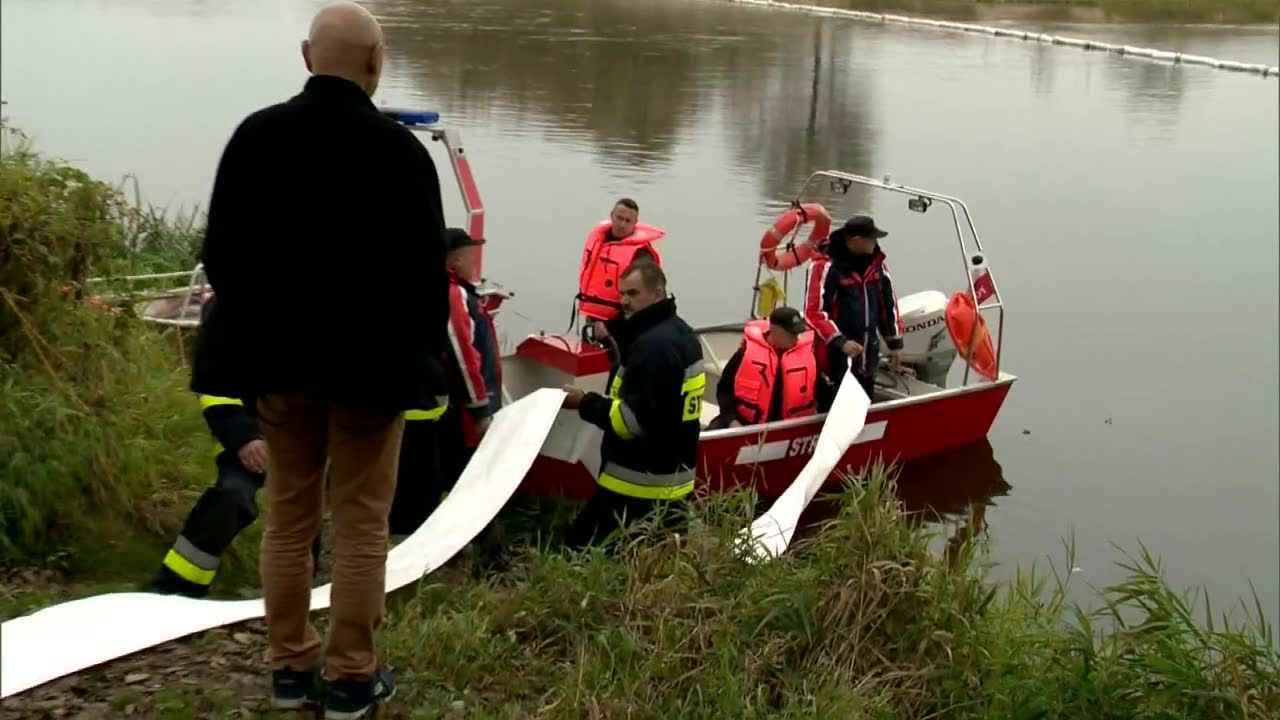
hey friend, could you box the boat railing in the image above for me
[83,109,504,327]
[85,263,209,327]
[788,170,1007,383]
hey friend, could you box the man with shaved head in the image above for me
[192,2,448,716]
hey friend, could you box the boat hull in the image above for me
[517,375,1014,502]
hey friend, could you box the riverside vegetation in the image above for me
[1,121,1277,717]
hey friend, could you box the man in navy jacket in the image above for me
[804,215,904,399]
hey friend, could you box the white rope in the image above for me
[727,0,1280,78]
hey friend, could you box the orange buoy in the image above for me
[55,283,123,316]
[759,203,831,271]
[945,291,998,381]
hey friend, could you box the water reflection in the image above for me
[369,0,738,172]
[367,0,878,201]
[1101,55,1187,131]
[797,440,1012,559]
[896,441,1011,565]
[895,440,1011,521]
[719,21,877,209]
[1029,42,1056,95]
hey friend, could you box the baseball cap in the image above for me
[445,227,485,253]
[829,215,888,244]
[768,306,808,336]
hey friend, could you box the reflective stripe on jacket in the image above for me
[198,394,259,459]
[578,298,703,500]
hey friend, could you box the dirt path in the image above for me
[2,620,275,719]
[0,616,433,720]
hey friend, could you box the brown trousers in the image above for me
[256,395,404,682]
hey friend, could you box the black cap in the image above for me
[768,306,808,336]
[445,227,485,252]
[829,215,888,244]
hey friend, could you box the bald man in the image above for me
[193,2,446,715]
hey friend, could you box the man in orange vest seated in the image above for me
[707,307,818,429]
[577,198,665,340]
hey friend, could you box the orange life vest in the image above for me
[577,220,665,322]
[733,319,817,425]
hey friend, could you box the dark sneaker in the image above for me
[325,668,396,719]
[272,667,323,710]
[147,567,209,599]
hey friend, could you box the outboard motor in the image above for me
[895,290,957,387]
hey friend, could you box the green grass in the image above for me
[377,472,1280,718]
[0,118,249,584]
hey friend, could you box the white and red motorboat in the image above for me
[113,111,1016,501]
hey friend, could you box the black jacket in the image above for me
[187,297,258,458]
[192,75,449,410]
[578,298,704,500]
[200,394,260,462]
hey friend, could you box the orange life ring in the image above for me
[945,291,998,381]
[759,203,831,271]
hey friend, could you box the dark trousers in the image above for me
[387,417,447,538]
[822,345,877,406]
[566,485,689,550]
[152,454,320,597]
[706,413,733,430]
[437,405,475,489]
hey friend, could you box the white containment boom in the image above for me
[739,368,871,561]
[0,388,567,699]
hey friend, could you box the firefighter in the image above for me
[707,306,817,430]
[149,296,449,595]
[576,198,664,341]
[148,295,320,598]
[561,259,705,548]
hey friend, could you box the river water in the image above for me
[3,0,1277,628]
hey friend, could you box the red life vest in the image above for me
[577,220,665,322]
[733,319,817,425]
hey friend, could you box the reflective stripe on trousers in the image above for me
[162,535,220,586]
[598,462,695,500]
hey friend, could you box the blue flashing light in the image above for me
[381,107,440,126]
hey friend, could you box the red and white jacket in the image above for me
[445,271,502,445]
[804,245,904,376]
